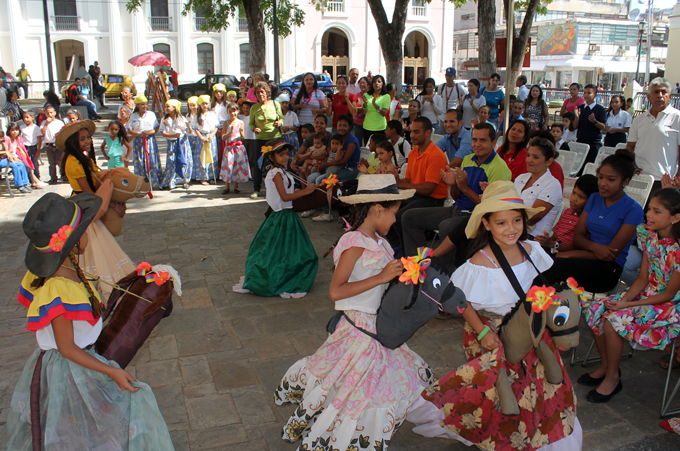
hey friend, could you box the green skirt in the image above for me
[243,209,319,296]
[5,348,174,450]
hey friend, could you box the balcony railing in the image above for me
[237,17,248,33]
[194,17,217,32]
[411,6,427,16]
[326,1,345,13]
[52,16,80,31]
[149,16,173,32]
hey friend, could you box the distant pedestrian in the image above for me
[15,63,31,99]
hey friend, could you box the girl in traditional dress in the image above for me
[194,94,219,185]
[219,103,250,194]
[6,192,174,450]
[186,96,204,184]
[211,83,229,173]
[160,99,192,190]
[59,120,135,299]
[275,174,434,450]
[584,188,680,401]
[407,180,583,451]
[128,95,160,189]
[233,139,318,297]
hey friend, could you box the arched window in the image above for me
[197,43,214,75]
[152,43,171,72]
[240,44,250,74]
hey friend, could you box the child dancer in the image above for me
[232,139,318,297]
[226,90,238,104]
[186,96,204,183]
[20,111,43,180]
[406,181,582,450]
[212,83,228,173]
[276,174,435,449]
[194,95,219,185]
[358,140,397,175]
[583,188,680,402]
[101,121,131,170]
[160,99,192,190]
[127,95,161,189]
[279,93,300,154]
[238,98,257,175]
[5,192,173,450]
[219,103,250,194]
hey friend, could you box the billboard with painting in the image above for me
[537,23,577,56]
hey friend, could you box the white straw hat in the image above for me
[338,174,415,204]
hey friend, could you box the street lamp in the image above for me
[635,20,645,85]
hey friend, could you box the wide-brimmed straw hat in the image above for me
[56,119,96,152]
[23,193,102,277]
[237,97,254,106]
[338,174,415,204]
[465,181,544,239]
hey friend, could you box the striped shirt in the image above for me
[552,208,579,245]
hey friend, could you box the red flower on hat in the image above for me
[48,225,74,252]
[154,271,170,286]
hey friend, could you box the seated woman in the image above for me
[582,188,680,403]
[59,120,135,299]
[514,137,563,238]
[497,120,530,181]
[541,152,644,293]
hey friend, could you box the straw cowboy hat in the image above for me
[23,193,102,277]
[56,119,96,152]
[465,180,544,239]
[338,174,415,204]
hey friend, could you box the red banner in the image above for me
[496,37,531,68]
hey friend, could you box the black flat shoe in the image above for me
[587,381,622,403]
[577,372,604,386]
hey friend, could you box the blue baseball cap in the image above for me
[445,67,456,77]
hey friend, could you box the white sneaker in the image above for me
[37,181,49,187]
[301,210,315,218]
[312,213,332,222]
[250,192,259,199]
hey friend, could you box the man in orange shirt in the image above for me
[390,116,449,250]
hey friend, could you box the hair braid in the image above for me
[68,251,104,318]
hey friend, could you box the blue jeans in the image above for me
[0,158,30,187]
[620,245,642,287]
[76,99,98,119]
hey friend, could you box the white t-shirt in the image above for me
[282,110,299,134]
[563,129,577,144]
[438,83,468,114]
[40,119,65,144]
[606,109,632,131]
[461,94,487,128]
[239,114,256,140]
[514,171,563,237]
[128,111,159,133]
[160,115,188,140]
[518,84,530,101]
[213,102,229,124]
[393,136,411,168]
[20,122,42,146]
[265,167,293,212]
[628,105,680,180]
[416,93,444,125]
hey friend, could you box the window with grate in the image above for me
[197,43,214,75]
[240,44,250,74]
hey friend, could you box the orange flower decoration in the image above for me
[399,256,421,285]
[48,225,74,252]
[526,285,558,313]
[154,271,170,286]
[566,277,587,304]
[322,174,338,188]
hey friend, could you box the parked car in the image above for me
[101,74,137,98]
[176,74,240,100]
[279,73,334,98]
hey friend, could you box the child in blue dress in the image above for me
[101,121,131,169]
[160,99,193,190]
[127,95,161,188]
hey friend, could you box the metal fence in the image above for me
[633,92,680,111]
[541,88,623,109]
[4,79,101,103]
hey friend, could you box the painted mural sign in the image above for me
[537,23,577,56]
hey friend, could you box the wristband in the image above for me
[477,326,491,341]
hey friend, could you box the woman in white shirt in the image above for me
[604,95,632,147]
[513,137,563,237]
[460,78,486,128]
[416,78,444,133]
[127,95,161,188]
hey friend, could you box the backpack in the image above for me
[67,84,79,106]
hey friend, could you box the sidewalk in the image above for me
[0,124,679,450]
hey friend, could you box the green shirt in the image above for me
[249,101,283,140]
[362,93,391,131]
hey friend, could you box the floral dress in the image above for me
[275,231,434,451]
[586,224,680,350]
[219,120,251,183]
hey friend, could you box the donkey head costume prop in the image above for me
[96,168,152,236]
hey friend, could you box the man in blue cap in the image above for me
[438,67,467,131]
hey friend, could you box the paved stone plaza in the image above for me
[1,124,680,450]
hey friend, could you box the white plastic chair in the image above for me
[431,134,444,143]
[624,173,654,207]
[567,142,590,175]
[596,146,617,165]
[558,151,578,179]
[563,176,576,200]
[615,142,628,149]
[555,154,565,168]
[495,135,503,151]
[582,163,598,176]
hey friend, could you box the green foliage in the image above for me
[261,0,305,37]
[449,0,551,15]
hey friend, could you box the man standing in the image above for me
[401,122,511,265]
[436,109,472,167]
[170,67,179,98]
[15,63,31,99]
[88,63,106,109]
[627,77,680,194]
[516,75,529,101]
[438,67,466,112]
[347,68,361,96]
[574,83,607,165]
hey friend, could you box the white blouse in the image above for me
[265,168,293,212]
[451,240,553,316]
[160,116,188,140]
[129,111,159,133]
[416,93,444,125]
[514,171,563,237]
[213,102,229,124]
[195,111,220,134]
[37,318,103,351]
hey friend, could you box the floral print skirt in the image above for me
[189,135,216,181]
[275,310,434,451]
[219,142,251,184]
[132,135,161,189]
[585,291,680,350]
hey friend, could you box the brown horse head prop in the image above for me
[97,168,152,236]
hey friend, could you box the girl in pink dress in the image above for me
[219,103,251,194]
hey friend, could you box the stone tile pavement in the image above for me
[0,125,680,450]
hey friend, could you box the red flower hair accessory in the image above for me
[48,225,74,252]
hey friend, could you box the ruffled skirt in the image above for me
[219,142,251,183]
[132,136,161,189]
[275,310,434,451]
[161,137,193,188]
[5,348,174,450]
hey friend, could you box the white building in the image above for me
[0,0,456,88]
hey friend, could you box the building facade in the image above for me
[0,0,456,86]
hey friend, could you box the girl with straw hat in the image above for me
[160,99,192,190]
[5,193,174,450]
[406,180,582,450]
[275,174,436,450]
[127,95,161,189]
[193,94,219,184]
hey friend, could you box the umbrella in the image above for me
[128,51,171,67]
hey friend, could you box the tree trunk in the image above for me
[507,0,541,92]
[477,0,497,82]
[366,0,409,92]
[242,0,266,76]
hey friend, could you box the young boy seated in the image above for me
[300,132,329,179]
[551,122,566,150]
[535,174,599,253]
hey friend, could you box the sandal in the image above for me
[200,181,209,186]
[660,354,680,370]
[222,187,230,195]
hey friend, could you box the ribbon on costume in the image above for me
[200,139,214,168]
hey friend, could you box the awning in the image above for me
[544,58,658,72]
[545,58,602,68]
[602,60,657,73]
[526,60,549,71]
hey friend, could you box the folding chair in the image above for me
[583,163,597,176]
[558,151,578,179]
[615,142,628,149]
[595,146,617,166]
[431,134,444,143]
[624,173,654,208]
[1,163,14,198]
[661,335,680,417]
[567,142,589,176]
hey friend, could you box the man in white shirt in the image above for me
[516,75,529,101]
[626,77,680,195]
[438,67,467,132]
[346,68,361,96]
